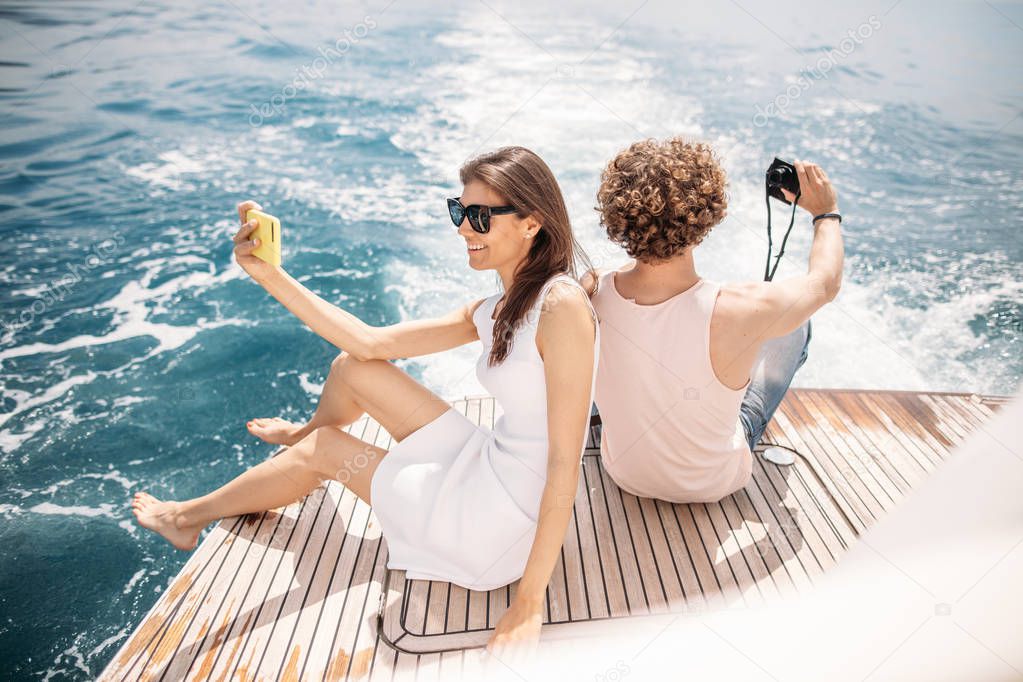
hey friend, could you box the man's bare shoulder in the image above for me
[579,259,636,297]
[579,269,600,297]
[717,279,765,307]
[714,280,785,331]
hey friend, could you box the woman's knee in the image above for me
[330,351,364,388]
[331,350,387,386]
[286,427,335,477]
[290,426,382,482]
[330,350,353,375]
[331,351,384,378]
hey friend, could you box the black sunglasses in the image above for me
[447,197,518,234]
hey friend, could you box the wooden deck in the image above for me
[99,389,1006,681]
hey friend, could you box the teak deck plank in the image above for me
[100,388,1002,680]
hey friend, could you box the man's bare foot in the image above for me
[131,492,204,550]
[246,417,308,446]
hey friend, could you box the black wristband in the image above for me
[812,212,842,225]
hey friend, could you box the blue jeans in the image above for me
[590,320,812,452]
[737,320,811,451]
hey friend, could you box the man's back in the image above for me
[605,260,775,391]
[589,268,754,503]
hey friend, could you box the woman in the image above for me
[131,146,600,653]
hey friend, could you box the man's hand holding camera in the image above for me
[781,160,840,220]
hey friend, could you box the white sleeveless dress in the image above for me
[369,273,600,591]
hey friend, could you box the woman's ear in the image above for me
[523,213,543,239]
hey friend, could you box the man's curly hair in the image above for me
[596,138,727,263]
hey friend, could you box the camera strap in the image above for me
[764,188,800,281]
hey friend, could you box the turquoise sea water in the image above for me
[1,0,1021,677]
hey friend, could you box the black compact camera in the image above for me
[766,157,800,204]
[762,156,802,281]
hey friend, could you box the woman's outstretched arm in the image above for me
[485,281,597,656]
[234,200,482,360]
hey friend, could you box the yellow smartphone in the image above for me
[245,209,282,266]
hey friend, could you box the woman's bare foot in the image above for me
[246,417,308,446]
[131,492,204,550]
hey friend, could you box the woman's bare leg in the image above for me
[131,425,388,550]
[132,354,456,549]
[247,352,367,446]
[247,351,455,447]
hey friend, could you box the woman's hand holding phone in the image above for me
[233,199,282,285]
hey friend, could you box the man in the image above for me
[582,138,843,503]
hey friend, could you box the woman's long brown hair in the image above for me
[460,146,594,366]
